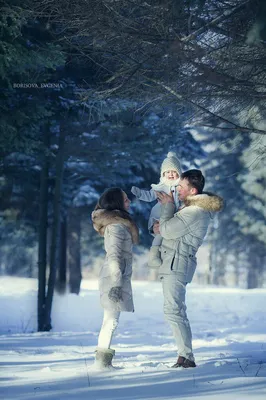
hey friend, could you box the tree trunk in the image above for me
[68,208,82,294]
[56,216,67,294]
[208,239,216,285]
[247,267,258,289]
[206,251,212,286]
[247,252,264,289]
[37,127,50,332]
[44,127,65,330]
[233,256,241,287]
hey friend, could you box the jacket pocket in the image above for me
[171,253,187,275]
[161,248,176,272]
[170,244,196,280]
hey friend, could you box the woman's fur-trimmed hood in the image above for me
[91,209,139,244]
[184,192,224,212]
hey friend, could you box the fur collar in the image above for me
[91,209,139,244]
[151,181,178,191]
[184,192,224,212]
[160,176,180,187]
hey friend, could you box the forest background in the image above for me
[1,0,265,331]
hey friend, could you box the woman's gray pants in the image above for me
[161,275,194,362]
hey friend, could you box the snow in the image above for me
[0,277,266,400]
[73,182,99,207]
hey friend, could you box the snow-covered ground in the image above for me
[0,277,266,400]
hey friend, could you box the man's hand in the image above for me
[155,191,175,205]
[153,221,160,235]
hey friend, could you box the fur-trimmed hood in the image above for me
[151,177,179,190]
[184,192,224,212]
[91,209,139,244]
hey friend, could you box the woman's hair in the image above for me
[94,187,138,242]
[94,187,126,212]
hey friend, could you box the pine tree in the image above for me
[201,129,266,287]
[236,134,266,287]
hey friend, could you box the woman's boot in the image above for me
[95,347,115,369]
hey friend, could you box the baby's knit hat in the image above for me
[161,152,182,178]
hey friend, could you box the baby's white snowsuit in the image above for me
[131,181,180,267]
[131,151,182,267]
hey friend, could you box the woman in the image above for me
[91,187,139,368]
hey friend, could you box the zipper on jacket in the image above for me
[170,257,175,270]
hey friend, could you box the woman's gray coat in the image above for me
[159,193,224,283]
[91,209,139,312]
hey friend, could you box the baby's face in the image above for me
[164,170,179,180]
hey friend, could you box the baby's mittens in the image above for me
[108,287,123,303]
[131,186,142,198]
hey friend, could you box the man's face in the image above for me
[178,179,196,201]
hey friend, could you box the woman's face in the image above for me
[122,192,131,211]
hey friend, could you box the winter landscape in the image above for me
[1,276,266,400]
[2,1,266,399]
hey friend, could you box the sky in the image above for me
[0,276,266,400]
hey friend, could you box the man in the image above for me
[154,169,223,368]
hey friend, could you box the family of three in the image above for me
[91,152,223,370]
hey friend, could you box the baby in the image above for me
[131,152,182,268]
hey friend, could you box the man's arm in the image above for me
[155,191,194,240]
[159,203,194,240]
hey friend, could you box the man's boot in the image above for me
[148,246,161,268]
[94,347,115,369]
[172,356,196,368]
